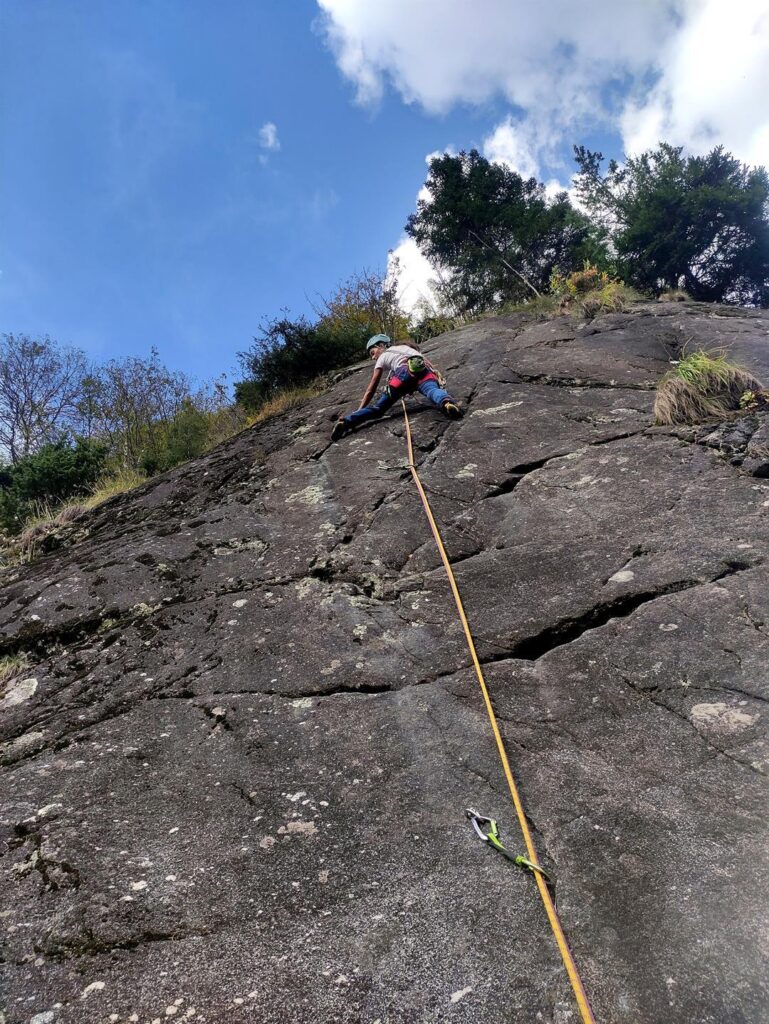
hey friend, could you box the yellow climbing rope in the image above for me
[401,401,597,1024]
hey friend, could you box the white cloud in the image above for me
[317,1,672,138]
[259,122,280,151]
[621,0,769,167]
[482,118,539,179]
[317,0,769,170]
[388,236,440,315]
[259,120,282,160]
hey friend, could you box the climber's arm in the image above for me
[358,368,382,409]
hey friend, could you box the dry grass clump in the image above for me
[654,351,763,425]
[658,288,691,302]
[496,294,560,317]
[247,385,322,426]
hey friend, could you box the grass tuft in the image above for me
[84,468,146,508]
[654,351,764,425]
[246,385,322,426]
[0,652,30,691]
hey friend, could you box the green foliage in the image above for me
[140,399,209,475]
[409,312,460,345]
[0,437,108,533]
[739,388,769,411]
[236,314,360,409]
[573,143,769,306]
[405,149,609,313]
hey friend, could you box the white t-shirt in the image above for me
[374,344,423,377]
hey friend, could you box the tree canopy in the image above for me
[0,334,88,463]
[404,149,607,312]
[573,143,769,305]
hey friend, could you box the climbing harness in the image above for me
[400,400,597,1024]
[466,807,555,889]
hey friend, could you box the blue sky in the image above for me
[2,1,767,386]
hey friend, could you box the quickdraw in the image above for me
[466,808,555,891]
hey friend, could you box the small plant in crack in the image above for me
[0,652,31,694]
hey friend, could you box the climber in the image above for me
[331,334,463,441]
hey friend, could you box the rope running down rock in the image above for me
[400,399,597,1024]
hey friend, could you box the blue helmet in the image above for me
[366,334,391,352]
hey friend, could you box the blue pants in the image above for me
[345,367,454,427]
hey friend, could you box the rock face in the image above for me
[2,301,769,1024]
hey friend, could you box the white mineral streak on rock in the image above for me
[286,820,317,837]
[471,402,524,416]
[80,981,106,998]
[37,803,63,817]
[450,986,473,1003]
[291,697,314,708]
[130,880,148,891]
[690,702,759,733]
[0,676,38,710]
[232,599,248,608]
[608,570,635,583]
[659,623,679,631]
[30,1013,55,1024]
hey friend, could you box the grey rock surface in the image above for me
[2,301,769,1024]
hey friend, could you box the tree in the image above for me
[0,334,88,463]
[88,349,193,469]
[573,143,769,305]
[236,314,327,408]
[405,150,607,312]
[235,268,410,409]
[311,266,409,344]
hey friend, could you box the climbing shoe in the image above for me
[331,419,352,441]
[441,401,463,420]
